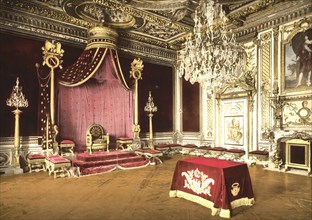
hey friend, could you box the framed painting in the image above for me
[224,116,244,146]
[282,27,312,93]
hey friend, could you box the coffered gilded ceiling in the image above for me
[0,0,311,63]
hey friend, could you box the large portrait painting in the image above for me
[284,28,312,90]
[224,116,244,146]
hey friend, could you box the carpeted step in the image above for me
[75,150,135,162]
[73,155,146,168]
[78,158,149,175]
[118,159,149,169]
[73,150,152,176]
[80,164,117,175]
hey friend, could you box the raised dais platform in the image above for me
[73,150,149,176]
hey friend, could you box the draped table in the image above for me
[169,157,255,218]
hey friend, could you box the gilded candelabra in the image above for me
[130,58,144,148]
[6,77,28,168]
[144,91,157,149]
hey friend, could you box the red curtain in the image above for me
[57,53,134,147]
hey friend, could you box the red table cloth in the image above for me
[169,157,255,218]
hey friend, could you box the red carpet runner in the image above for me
[73,150,149,175]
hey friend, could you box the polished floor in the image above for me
[0,154,311,220]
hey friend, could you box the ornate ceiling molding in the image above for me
[0,0,312,63]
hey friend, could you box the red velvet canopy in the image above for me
[38,26,135,148]
[58,47,132,91]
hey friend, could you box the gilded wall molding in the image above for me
[206,97,214,139]
[282,94,312,131]
[258,31,272,140]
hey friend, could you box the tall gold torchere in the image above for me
[130,58,144,147]
[41,40,64,151]
[6,77,28,169]
[144,91,157,149]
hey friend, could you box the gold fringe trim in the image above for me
[169,190,231,218]
[58,48,108,87]
[231,197,255,209]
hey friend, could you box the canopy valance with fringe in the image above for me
[58,47,132,90]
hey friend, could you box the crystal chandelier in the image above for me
[177,0,246,95]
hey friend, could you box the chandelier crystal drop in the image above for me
[177,0,247,95]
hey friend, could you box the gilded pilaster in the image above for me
[258,31,272,141]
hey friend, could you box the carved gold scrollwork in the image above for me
[130,58,144,80]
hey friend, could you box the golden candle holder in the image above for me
[144,91,157,149]
[6,77,28,169]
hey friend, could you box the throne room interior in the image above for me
[0,0,311,220]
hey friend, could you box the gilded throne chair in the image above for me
[86,124,110,153]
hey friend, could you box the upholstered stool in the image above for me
[154,144,171,154]
[180,144,198,155]
[249,150,269,166]
[207,147,227,158]
[116,137,133,150]
[134,148,163,165]
[197,146,212,155]
[59,140,75,156]
[45,155,71,178]
[154,143,182,155]
[225,148,245,161]
[27,153,46,173]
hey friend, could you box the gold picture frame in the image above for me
[281,18,312,94]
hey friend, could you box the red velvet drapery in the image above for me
[56,50,134,147]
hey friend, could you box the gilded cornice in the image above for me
[119,31,167,48]
[228,0,275,24]
[118,38,176,65]
[235,0,312,41]
[1,0,311,62]
[0,0,91,28]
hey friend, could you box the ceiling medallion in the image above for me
[62,0,139,29]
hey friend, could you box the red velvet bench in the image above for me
[207,147,227,158]
[27,153,46,173]
[134,148,163,165]
[180,144,198,155]
[249,150,269,166]
[45,155,71,178]
[226,148,245,161]
[196,145,212,155]
[155,143,182,155]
